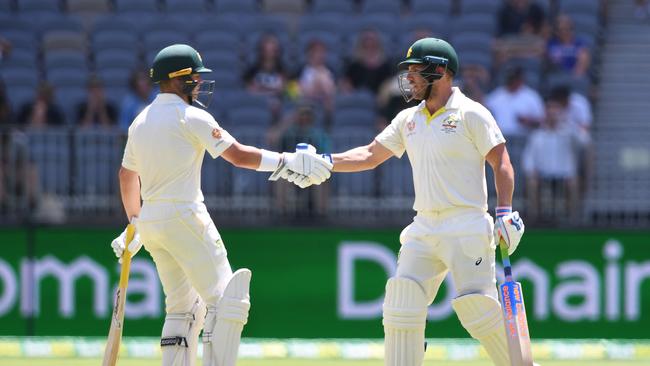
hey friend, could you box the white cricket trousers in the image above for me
[137,201,233,313]
[396,207,498,303]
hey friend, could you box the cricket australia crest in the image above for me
[441,113,460,134]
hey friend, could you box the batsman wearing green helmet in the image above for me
[323,38,529,365]
[111,44,333,366]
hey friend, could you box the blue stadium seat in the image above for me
[411,0,451,16]
[201,155,232,196]
[361,0,401,16]
[44,50,88,70]
[226,107,272,129]
[36,14,84,34]
[2,29,37,51]
[54,85,88,123]
[94,49,139,72]
[165,0,208,13]
[214,0,258,14]
[42,31,87,53]
[559,0,600,17]
[142,31,192,57]
[0,67,39,89]
[1,49,38,69]
[460,0,500,16]
[92,15,140,35]
[5,86,35,113]
[66,0,110,13]
[114,0,158,13]
[378,155,414,197]
[451,32,493,57]
[96,68,132,89]
[73,129,122,196]
[27,129,71,196]
[195,16,243,38]
[104,86,128,106]
[332,108,376,128]
[398,13,448,38]
[451,14,497,35]
[0,0,12,11]
[330,126,376,196]
[334,91,376,111]
[311,0,353,14]
[92,31,139,53]
[298,13,345,34]
[47,68,89,88]
[194,33,240,55]
[16,0,61,13]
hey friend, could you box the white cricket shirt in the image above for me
[122,93,234,202]
[376,87,506,212]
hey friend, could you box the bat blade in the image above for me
[499,280,533,366]
[102,224,135,366]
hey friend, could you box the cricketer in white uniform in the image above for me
[110,44,332,366]
[326,38,526,366]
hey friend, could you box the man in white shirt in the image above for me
[109,44,332,366]
[485,66,545,137]
[326,38,527,366]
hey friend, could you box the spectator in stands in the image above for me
[494,0,547,65]
[522,98,586,222]
[0,36,12,62]
[297,39,336,115]
[17,82,65,127]
[244,33,288,120]
[546,14,591,78]
[118,70,154,132]
[458,63,491,103]
[635,0,649,19]
[497,0,546,37]
[341,29,392,94]
[0,80,12,125]
[376,75,416,130]
[274,102,331,217]
[485,66,545,137]
[0,131,40,216]
[76,76,117,128]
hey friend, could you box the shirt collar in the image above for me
[416,87,464,123]
[154,93,187,104]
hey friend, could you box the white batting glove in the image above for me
[493,207,525,255]
[111,219,143,263]
[277,143,333,187]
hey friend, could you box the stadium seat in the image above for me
[0,0,12,11]
[460,0,500,16]
[165,0,208,13]
[194,33,241,55]
[378,155,414,197]
[47,68,89,89]
[261,0,306,15]
[214,0,258,14]
[142,31,192,57]
[451,14,497,35]
[311,0,353,15]
[16,0,61,13]
[332,108,376,128]
[27,129,71,195]
[44,50,88,70]
[42,31,87,52]
[411,0,451,16]
[66,0,110,13]
[361,0,401,16]
[559,0,600,17]
[226,107,273,128]
[334,91,376,111]
[96,68,132,89]
[73,129,122,195]
[92,31,139,54]
[114,0,158,13]
[6,86,35,112]
[0,49,38,69]
[0,67,39,89]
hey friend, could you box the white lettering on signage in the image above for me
[123,259,161,318]
[0,259,17,315]
[336,240,650,322]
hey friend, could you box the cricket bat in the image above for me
[498,237,534,366]
[102,224,135,366]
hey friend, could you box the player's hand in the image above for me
[111,219,143,263]
[280,144,333,187]
[493,208,525,255]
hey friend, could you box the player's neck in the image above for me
[424,86,452,114]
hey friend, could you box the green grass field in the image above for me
[0,359,646,366]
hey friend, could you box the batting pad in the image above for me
[160,297,206,366]
[203,269,251,366]
[452,294,510,366]
[382,277,428,366]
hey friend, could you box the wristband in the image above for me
[495,206,512,218]
[256,149,282,172]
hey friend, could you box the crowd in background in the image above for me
[0,0,604,225]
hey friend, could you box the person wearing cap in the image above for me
[109,44,332,366]
[325,38,528,366]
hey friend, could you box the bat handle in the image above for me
[499,237,514,282]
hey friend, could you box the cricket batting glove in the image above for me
[493,207,525,255]
[279,143,333,188]
[111,218,143,263]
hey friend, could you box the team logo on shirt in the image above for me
[406,120,416,132]
[441,113,460,134]
[211,128,222,139]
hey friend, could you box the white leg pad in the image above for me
[452,294,510,366]
[161,297,206,366]
[203,269,251,366]
[382,277,428,366]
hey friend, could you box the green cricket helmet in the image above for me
[397,38,459,102]
[150,44,215,108]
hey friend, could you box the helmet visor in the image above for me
[192,80,215,109]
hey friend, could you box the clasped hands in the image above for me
[269,143,333,188]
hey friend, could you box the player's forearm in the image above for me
[493,161,514,207]
[119,166,141,221]
[331,146,376,172]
